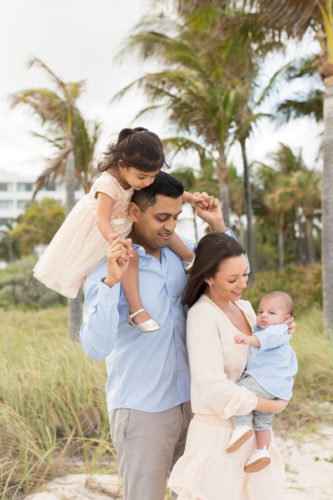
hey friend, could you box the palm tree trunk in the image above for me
[238,217,244,245]
[217,152,231,227]
[278,225,284,269]
[322,80,333,340]
[240,138,255,283]
[65,148,82,341]
[305,216,315,264]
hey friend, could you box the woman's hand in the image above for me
[287,318,296,335]
[104,234,132,288]
[255,396,289,414]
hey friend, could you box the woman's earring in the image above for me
[209,281,213,302]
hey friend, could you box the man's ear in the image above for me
[128,201,141,222]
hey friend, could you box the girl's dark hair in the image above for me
[182,232,245,308]
[98,127,167,173]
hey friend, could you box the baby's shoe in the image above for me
[244,446,271,473]
[226,425,253,453]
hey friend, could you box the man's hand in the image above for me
[195,193,227,232]
[104,234,132,288]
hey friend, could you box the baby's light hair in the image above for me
[261,291,294,316]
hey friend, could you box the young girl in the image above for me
[34,127,200,332]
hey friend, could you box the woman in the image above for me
[168,232,288,500]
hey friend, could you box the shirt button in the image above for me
[104,324,108,328]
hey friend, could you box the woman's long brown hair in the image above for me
[182,232,245,308]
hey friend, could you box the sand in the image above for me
[24,424,333,499]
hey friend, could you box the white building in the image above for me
[0,169,84,227]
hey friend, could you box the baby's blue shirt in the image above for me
[245,323,298,399]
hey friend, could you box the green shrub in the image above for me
[244,263,322,315]
[0,257,65,309]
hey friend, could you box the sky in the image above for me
[0,0,324,180]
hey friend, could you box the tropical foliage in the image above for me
[10,198,65,255]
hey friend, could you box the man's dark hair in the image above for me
[131,171,184,211]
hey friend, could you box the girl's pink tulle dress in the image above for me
[33,172,134,298]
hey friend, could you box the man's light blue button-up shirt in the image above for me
[80,230,236,414]
[80,242,192,414]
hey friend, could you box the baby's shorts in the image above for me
[232,374,276,431]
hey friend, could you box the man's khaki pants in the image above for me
[109,402,192,500]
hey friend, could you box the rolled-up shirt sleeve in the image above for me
[187,303,257,419]
[80,277,121,361]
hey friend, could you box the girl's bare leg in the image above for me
[255,430,271,449]
[121,248,152,324]
[169,232,194,262]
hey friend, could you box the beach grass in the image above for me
[0,307,116,499]
[1,305,332,497]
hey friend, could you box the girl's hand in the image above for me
[192,191,209,209]
[104,234,132,287]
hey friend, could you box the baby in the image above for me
[227,291,298,473]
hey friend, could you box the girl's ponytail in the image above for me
[98,127,166,173]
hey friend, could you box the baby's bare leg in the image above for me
[121,248,151,324]
[255,430,271,449]
[169,232,194,262]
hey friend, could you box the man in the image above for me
[80,171,231,500]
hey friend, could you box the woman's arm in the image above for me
[255,397,289,413]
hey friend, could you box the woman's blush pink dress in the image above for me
[33,172,134,298]
[168,295,285,500]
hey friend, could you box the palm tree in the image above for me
[116,17,252,226]
[254,144,305,268]
[287,169,321,263]
[244,0,333,338]
[117,8,288,279]
[178,0,333,335]
[10,58,100,339]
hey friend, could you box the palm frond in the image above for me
[276,89,323,122]
[255,63,291,107]
[28,57,69,99]
[33,146,72,197]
